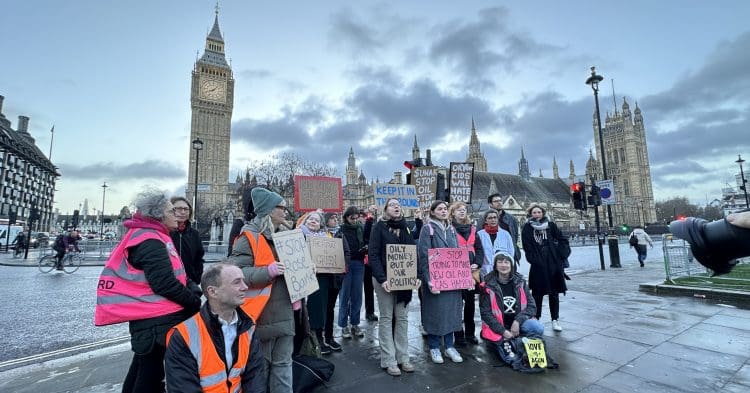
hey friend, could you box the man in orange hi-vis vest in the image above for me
[166,263,265,392]
[230,188,297,393]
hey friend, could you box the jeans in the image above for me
[373,277,410,368]
[427,333,455,350]
[494,319,545,364]
[260,335,293,393]
[636,244,648,263]
[338,261,365,328]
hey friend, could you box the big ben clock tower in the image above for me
[187,8,234,219]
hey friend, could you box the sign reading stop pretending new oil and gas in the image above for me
[428,248,473,291]
[449,162,474,203]
[386,244,419,290]
[411,166,438,210]
[272,229,319,302]
[308,236,345,274]
[373,183,419,209]
[294,176,343,212]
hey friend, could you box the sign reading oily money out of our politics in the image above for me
[428,248,474,291]
[272,229,319,302]
[308,236,345,274]
[449,162,474,203]
[386,244,419,290]
[294,176,342,212]
[373,183,419,209]
[411,166,438,210]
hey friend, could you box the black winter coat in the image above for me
[127,239,201,354]
[521,219,568,296]
[368,218,417,305]
[339,223,365,261]
[165,303,266,393]
[170,222,205,284]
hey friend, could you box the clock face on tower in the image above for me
[200,79,226,103]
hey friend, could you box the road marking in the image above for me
[0,336,130,369]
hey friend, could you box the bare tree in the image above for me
[247,152,338,197]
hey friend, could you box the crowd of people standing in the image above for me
[96,186,570,392]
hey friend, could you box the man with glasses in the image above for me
[481,194,521,266]
[170,197,206,284]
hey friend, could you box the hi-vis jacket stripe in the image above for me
[168,312,254,392]
[94,228,187,326]
[480,281,527,342]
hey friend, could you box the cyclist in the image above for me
[53,230,81,270]
[12,230,27,257]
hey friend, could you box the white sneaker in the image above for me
[430,349,444,364]
[445,347,463,363]
[552,320,563,332]
[341,326,352,339]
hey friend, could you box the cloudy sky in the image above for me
[1,1,748,214]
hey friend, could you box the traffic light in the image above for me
[8,210,16,225]
[571,181,586,210]
[588,183,602,207]
[72,209,80,228]
[404,158,423,184]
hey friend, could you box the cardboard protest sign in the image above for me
[522,337,548,368]
[385,244,419,290]
[272,229,319,302]
[427,248,473,291]
[373,183,419,209]
[449,162,475,203]
[411,166,438,210]
[294,176,342,212]
[308,236,345,274]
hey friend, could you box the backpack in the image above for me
[54,235,65,251]
[629,233,638,246]
[292,354,334,393]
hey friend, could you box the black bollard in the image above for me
[607,234,621,268]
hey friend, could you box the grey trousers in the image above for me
[373,278,410,368]
[260,334,293,393]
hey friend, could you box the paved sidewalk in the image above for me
[1,262,749,392]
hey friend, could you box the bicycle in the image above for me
[38,251,83,274]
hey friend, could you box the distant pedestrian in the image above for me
[165,263,265,392]
[521,205,568,333]
[12,231,26,257]
[629,226,653,267]
[170,197,205,284]
[229,187,295,393]
[417,200,464,364]
[368,198,420,376]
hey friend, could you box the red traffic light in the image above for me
[571,183,582,192]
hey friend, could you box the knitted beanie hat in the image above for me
[251,188,284,218]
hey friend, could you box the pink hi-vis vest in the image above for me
[456,225,476,253]
[94,228,187,326]
[479,282,527,342]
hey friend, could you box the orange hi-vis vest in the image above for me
[168,312,254,393]
[94,228,187,326]
[238,231,275,322]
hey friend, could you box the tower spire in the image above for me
[552,156,560,179]
[412,134,420,161]
[611,78,617,116]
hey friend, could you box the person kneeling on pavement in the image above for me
[479,252,545,364]
[165,262,265,393]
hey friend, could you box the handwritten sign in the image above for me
[386,244,419,290]
[522,337,548,368]
[373,183,419,209]
[449,162,474,203]
[412,166,437,210]
[308,237,345,274]
[294,176,342,212]
[427,248,473,291]
[272,229,319,302]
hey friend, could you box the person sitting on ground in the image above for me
[165,263,265,392]
[479,252,543,364]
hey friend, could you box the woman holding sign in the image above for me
[449,201,484,346]
[368,198,420,376]
[521,205,568,332]
[417,200,465,364]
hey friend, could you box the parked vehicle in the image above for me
[29,232,51,248]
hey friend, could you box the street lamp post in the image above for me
[192,138,204,230]
[586,66,621,268]
[736,154,749,207]
[100,182,107,239]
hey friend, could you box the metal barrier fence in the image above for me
[661,234,708,282]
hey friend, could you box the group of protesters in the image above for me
[96,187,569,392]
